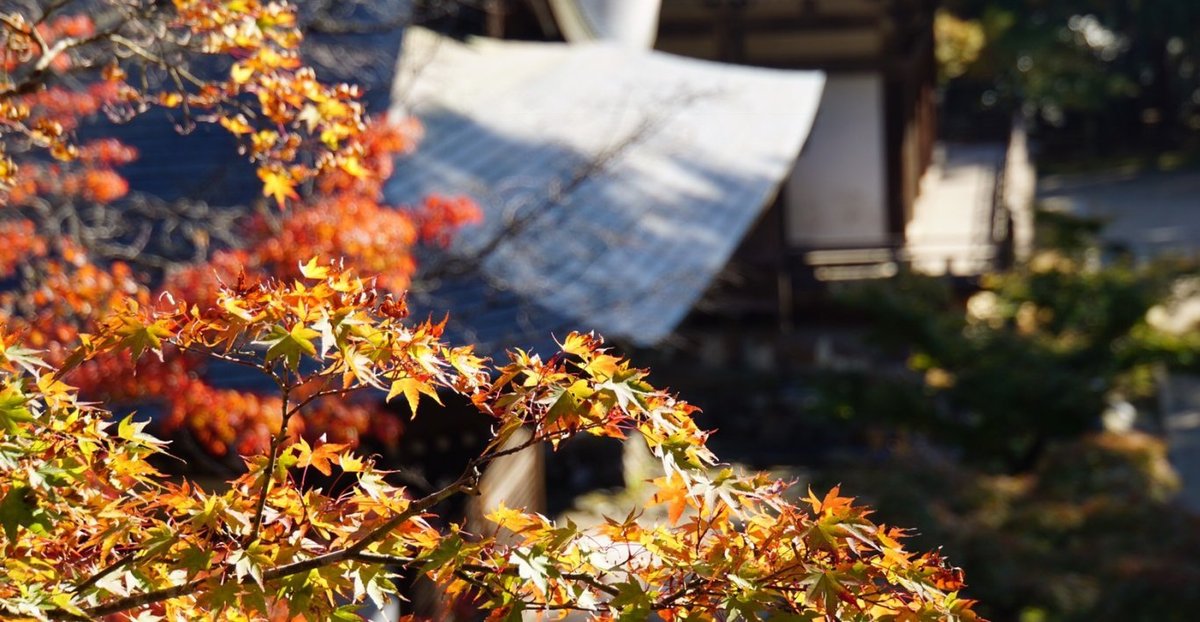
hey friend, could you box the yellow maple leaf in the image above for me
[258,166,299,208]
[219,114,253,135]
[299,257,329,280]
[338,155,369,179]
[230,62,255,85]
[387,376,441,418]
[558,332,593,358]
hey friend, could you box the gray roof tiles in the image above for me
[387,28,824,354]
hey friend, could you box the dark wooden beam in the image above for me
[745,57,889,72]
[658,13,881,38]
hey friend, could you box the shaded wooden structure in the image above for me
[469,0,947,339]
[655,0,937,254]
[485,0,938,251]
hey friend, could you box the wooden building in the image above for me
[384,0,1031,531]
[409,0,1032,348]
[482,0,939,256]
[654,0,939,251]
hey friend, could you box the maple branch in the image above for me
[280,380,353,421]
[248,374,362,542]
[6,605,89,622]
[177,345,262,373]
[450,564,612,615]
[85,575,208,618]
[652,574,713,610]
[247,382,291,543]
[347,550,621,599]
[72,547,142,595]
[82,425,554,617]
[28,22,53,62]
[108,33,206,89]
[0,14,48,57]
[0,0,177,103]
[83,462,473,616]
[348,551,416,565]
[0,25,118,100]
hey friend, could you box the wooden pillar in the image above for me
[484,0,508,38]
[467,426,546,532]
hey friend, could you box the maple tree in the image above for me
[0,262,982,621]
[1,0,480,461]
[2,1,982,620]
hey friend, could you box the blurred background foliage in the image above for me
[578,210,1200,620]
[806,213,1200,620]
[802,3,1200,610]
[936,0,1200,166]
[549,2,1200,619]
[822,431,1200,622]
[821,211,1198,471]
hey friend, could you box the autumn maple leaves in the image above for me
[0,261,982,620]
[1,0,981,618]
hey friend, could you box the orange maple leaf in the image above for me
[650,476,691,525]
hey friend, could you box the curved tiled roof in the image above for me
[387,28,824,354]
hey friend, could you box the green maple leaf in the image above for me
[330,606,365,621]
[0,485,50,541]
[0,385,33,435]
[609,580,652,620]
[259,323,321,370]
[545,386,580,425]
[511,547,553,595]
[805,571,847,616]
[177,544,214,579]
[1,344,50,376]
[116,317,173,360]
[418,533,464,575]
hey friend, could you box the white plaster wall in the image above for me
[785,73,889,247]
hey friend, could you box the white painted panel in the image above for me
[785,73,888,247]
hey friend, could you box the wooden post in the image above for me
[468,426,547,532]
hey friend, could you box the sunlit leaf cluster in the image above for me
[1,0,373,197]
[1,0,479,459]
[0,262,981,621]
[2,2,977,619]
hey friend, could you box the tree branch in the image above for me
[82,395,556,617]
[247,380,291,543]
